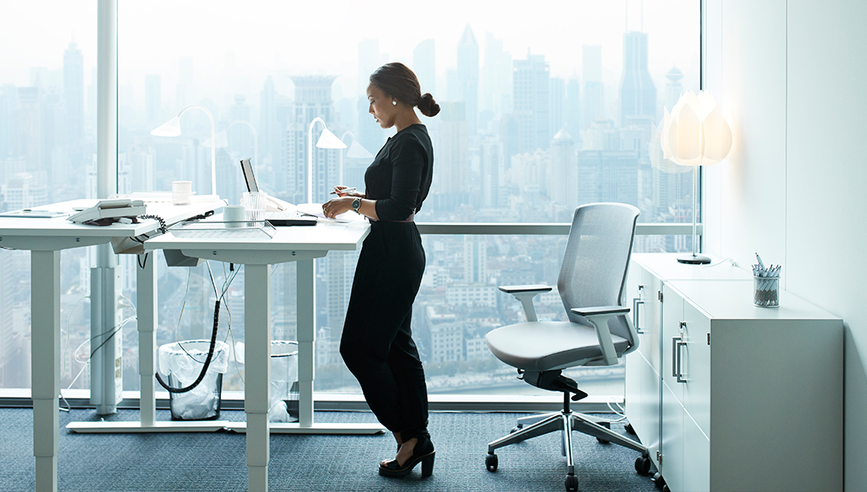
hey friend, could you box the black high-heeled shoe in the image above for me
[379,432,435,478]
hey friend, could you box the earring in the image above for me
[392,100,397,106]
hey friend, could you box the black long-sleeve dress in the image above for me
[339,124,433,436]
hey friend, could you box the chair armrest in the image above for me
[499,285,552,322]
[498,285,553,294]
[571,306,630,366]
[571,306,630,317]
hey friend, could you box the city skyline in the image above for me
[0,2,700,397]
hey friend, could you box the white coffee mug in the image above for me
[172,181,192,205]
[223,205,245,227]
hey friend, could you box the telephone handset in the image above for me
[68,199,147,224]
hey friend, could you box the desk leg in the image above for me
[296,259,314,428]
[136,253,157,427]
[31,251,60,492]
[245,264,271,492]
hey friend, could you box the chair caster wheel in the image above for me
[510,426,520,434]
[565,474,579,492]
[662,486,671,492]
[625,423,636,435]
[652,472,666,489]
[596,421,610,444]
[485,453,498,472]
[635,456,652,475]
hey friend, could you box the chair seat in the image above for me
[486,321,629,372]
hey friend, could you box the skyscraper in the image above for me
[144,74,161,128]
[513,53,550,155]
[619,31,657,126]
[548,129,578,210]
[287,75,340,205]
[413,39,436,96]
[582,45,604,129]
[432,102,469,211]
[479,135,506,208]
[357,39,385,157]
[482,33,512,116]
[63,41,84,148]
[457,24,480,136]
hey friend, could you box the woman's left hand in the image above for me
[322,197,353,219]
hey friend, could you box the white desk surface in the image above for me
[632,253,753,281]
[0,195,225,249]
[145,217,370,252]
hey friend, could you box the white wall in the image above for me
[705,1,867,489]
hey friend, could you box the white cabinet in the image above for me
[625,254,843,492]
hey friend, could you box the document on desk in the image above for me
[296,203,357,223]
[0,209,69,218]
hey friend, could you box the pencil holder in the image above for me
[754,275,780,308]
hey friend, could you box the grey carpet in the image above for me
[0,408,657,491]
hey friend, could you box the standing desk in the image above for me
[0,196,224,492]
[142,218,383,492]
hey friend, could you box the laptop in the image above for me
[239,158,316,226]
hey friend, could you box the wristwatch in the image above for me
[351,198,362,213]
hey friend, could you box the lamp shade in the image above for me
[662,90,732,167]
[315,127,348,149]
[346,139,374,159]
[150,117,182,137]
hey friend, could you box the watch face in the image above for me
[352,198,361,211]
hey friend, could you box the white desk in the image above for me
[0,196,224,492]
[142,218,382,492]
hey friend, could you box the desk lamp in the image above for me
[203,119,259,166]
[661,90,732,264]
[339,130,374,184]
[151,105,217,196]
[306,117,346,204]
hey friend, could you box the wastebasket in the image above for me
[235,340,299,422]
[158,340,229,421]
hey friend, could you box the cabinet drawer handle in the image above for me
[676,339,688,383]
[672,335,688,383]
[633,297,645,334]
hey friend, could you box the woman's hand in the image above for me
[322,196,353,219]
[333,185,364,198]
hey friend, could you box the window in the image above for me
[0,1,700,400]
[0,3,97,392]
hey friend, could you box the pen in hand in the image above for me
[330,187,357,195]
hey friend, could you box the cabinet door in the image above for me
[682,413,710,492]
[633,268,662,371]
[624,349,642,435]
[636,351,661,469]
[660,380,684,492]
[661,284,684,404]
[681,299,711,437]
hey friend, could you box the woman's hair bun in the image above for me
[417,93,440,117]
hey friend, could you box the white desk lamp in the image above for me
[151,105,217,196]
[661,90,732,264]
[306,117,346,204]
[339,130,374,184]
[203,119,259,167]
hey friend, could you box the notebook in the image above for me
[239,158,316,226]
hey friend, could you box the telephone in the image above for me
[68,199,147,224]
[266,195,296,213]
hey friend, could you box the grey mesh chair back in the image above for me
[557,203,640,347]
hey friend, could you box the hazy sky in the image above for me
[1,1,699,104]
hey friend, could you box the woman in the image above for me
[322,62,440,478]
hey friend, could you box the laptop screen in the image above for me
[239,158,259,193]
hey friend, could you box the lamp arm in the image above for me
[227,120,259,168]
[307,117,326,204]
[179,105,217,196]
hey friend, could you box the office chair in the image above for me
[484,203,651,492]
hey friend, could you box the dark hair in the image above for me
[369,62,440,117]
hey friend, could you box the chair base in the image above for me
[486,409,648,490]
